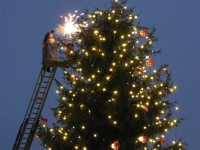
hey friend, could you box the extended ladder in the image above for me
[12,60,71,150]
[12,65,57,150]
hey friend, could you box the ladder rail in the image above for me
[21,68,45,125]
[24,67,57,150]
[13,68,46,150]
[12,66,57,150]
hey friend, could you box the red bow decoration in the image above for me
[140,29,148,37]
[35,133,42,141]
[111,141,120,150]
[71,75,76,81]
[139,134,148,143]
[40,118,48,124]
[83,29,88,36]
[162,87,170,95]
[160,137,165,144]
[66,43,74,50]
[163,69,169,76]
[143,105,148,112]
[146,58,154,67]
[134,67,141,75]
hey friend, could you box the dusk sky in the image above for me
[1,0,199,149]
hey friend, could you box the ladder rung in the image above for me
[36,97,44,100]
[34,107,40,109]
[41,86,47,89]
[44,76,51,78]
[31,113,38,114]
[24,133,30,134]
[39,92,45,94]
[43,82,49,83]
[27,122,34,125]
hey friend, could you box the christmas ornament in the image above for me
[134,67,141,75]
[138,134,148,143]
[117,13,122,18]
[134,67,145,75]
[146,58,154,67]
[83,29,88,36]
[163,68,169,76]
[66,43,74,51]
[162,87,170,95]
[35,133,42,141]
[143,105,148,112]
[140,29,148,37]
[160,137,165,144]
[40,118,48,124]
[71,75,76,81]
[111,141,120,150]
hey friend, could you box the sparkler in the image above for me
[55,10,81,39]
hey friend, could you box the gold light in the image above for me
[106,76,110,80]
[114,91,118,94]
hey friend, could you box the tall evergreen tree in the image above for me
[37,0,186,149]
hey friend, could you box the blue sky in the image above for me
[0,0,199,149]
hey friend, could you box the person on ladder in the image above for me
[42,30,59,72]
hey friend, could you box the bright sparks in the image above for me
[55,10,81,37]
[62,12,79,35]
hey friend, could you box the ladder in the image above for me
[13,66,57,150]
[12,59,72,150]
[12,65,57,150]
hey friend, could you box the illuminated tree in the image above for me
[37,0,186,149]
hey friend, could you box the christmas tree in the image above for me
[37,0,186,149]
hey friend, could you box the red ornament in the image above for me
[146,58,154,67]
[66,43,74,51]
[138,134,148,143]
[71,75,76,81]
[160,137,165,144]
[83,29,88,36]
[162,87,170,95]
[140,29,148,37]
[163,69,169,76]
[40,118,48,124]
[143,105,148,112]
[35,133,42,141]
[111,141,120,150]
[134,67,141,75]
